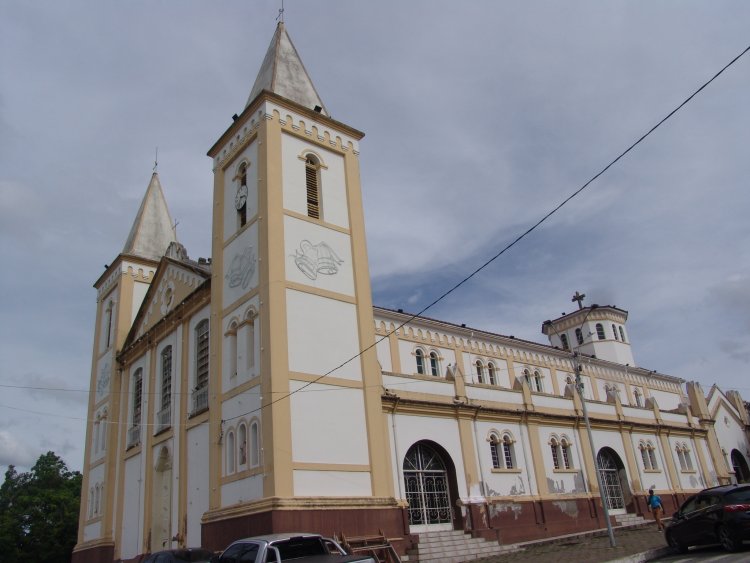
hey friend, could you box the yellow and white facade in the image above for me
[73,23,750,563]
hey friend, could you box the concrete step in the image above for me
[407,529,521,563]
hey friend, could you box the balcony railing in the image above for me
[127,425,141,449]
[156,405,171,433]
[192,386,209,415]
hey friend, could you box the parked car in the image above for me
[142,547,216,563]
[665,484,750,553]
[216,533,376,563]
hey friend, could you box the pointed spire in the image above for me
[122,172,178,261]
[246,22,328,116]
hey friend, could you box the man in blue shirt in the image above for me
[648,488,665,531]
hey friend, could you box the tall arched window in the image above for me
[561,438,572,469]
[246,312,256,370]
[522,368,531,388]
[415,349,425,375]
[305,155,322,219]
[104,301,114,350]
[475,361,484,384]
[490,435,501,469]
[93,418,100,454]
[193,319,210,413]
[132,369,143,427]
[226,323,238,379]
[596,323,605,340]
[619,326,626,342]
[560,333,569,350]
[159,345,173,430]
[612,324,619,340]
[550,438,561,469]
[237,162,248,228]
[533,370,543,392]
[250,420,260,467]
[575,328,584,345]
[676,445,687,471]
[94,485,100,516]
[100,411,107,452]
[88,488,95,518]
[429,352,439,376]
[487,363,496,386]
[227,430,236,474]
[640,442,651,470]
[238,423,247,466]
[502,434,515,469]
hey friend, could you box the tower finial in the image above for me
[572,291,586,310]
[153,147,158,173]
[276,0,284,23]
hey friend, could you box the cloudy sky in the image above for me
[1,1,748,473]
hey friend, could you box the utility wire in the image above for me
[2,45,748,427]
[220,44,750,423]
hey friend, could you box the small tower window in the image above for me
[236,162,248,228]
[560,334,569,350]
[575,328,584,345]
[633,388,643,407]
[612,324,619,340]
[596,323,605,340]
[619,326,626,342]
[305,155,322,219]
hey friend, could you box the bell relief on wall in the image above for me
[292,240,343,280]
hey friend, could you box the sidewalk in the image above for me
[473,524,672,563]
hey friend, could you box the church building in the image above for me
[73,23,750,563]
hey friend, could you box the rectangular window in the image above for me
[161,347,172,410]
[196,320,209,389]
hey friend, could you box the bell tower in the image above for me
[76,172,177,557]
[203,23,398,536]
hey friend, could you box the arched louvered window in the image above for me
[560,333,569,350]
[612,324,619,340]
[575,328,584,345]
[237,162,248,228]
[619,326,626,342]
[305,155,322,219]
[596,323,605,340]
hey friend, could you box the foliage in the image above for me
[0,451,82,563]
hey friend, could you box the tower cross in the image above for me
[572,291,586,310]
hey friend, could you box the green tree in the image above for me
[0,452,82,563]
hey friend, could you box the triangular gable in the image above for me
[126,257,210,346]
[708,386,744,427]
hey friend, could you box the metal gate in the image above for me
[597,449,625,510]
[403,443,452,526]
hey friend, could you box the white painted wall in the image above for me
[223,141,259,242]
[95,350,113,403]
[474,420,533,498]
[132,281,149,324]
[289,380,369,466]
[286,289,361,380]
[281,133,349,229]
[186,424,209,544]
[648,389,682,411]
[293,470,371,496]
[375,336,392,373]
[537,425,587,495]
[222,474,264,505]
[83,521,101,543]
[284,215,354,296]
[383,373,455,397]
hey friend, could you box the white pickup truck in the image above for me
[215,533,377,563]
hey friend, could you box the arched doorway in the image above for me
[597,448,628,515]
[403,441,457,531]
[731,449,750,483]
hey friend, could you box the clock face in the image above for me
[235,184,248,210]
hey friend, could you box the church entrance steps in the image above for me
[613,513,650,527]
[402,529,520,563]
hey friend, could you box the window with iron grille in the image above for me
[487,363,496,385]
[476,361,484,384]
[561,439,572,469]
[490,437,501,469]
[502,435,515,469]
[132,369,143,426]
[161,346,172,411]
[551,439,561,469]
[195,319,209,390]
[305,155,321,219]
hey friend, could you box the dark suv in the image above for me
[666,484,750,553]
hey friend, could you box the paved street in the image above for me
[472,526,671,563]
[651,544,750,562]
